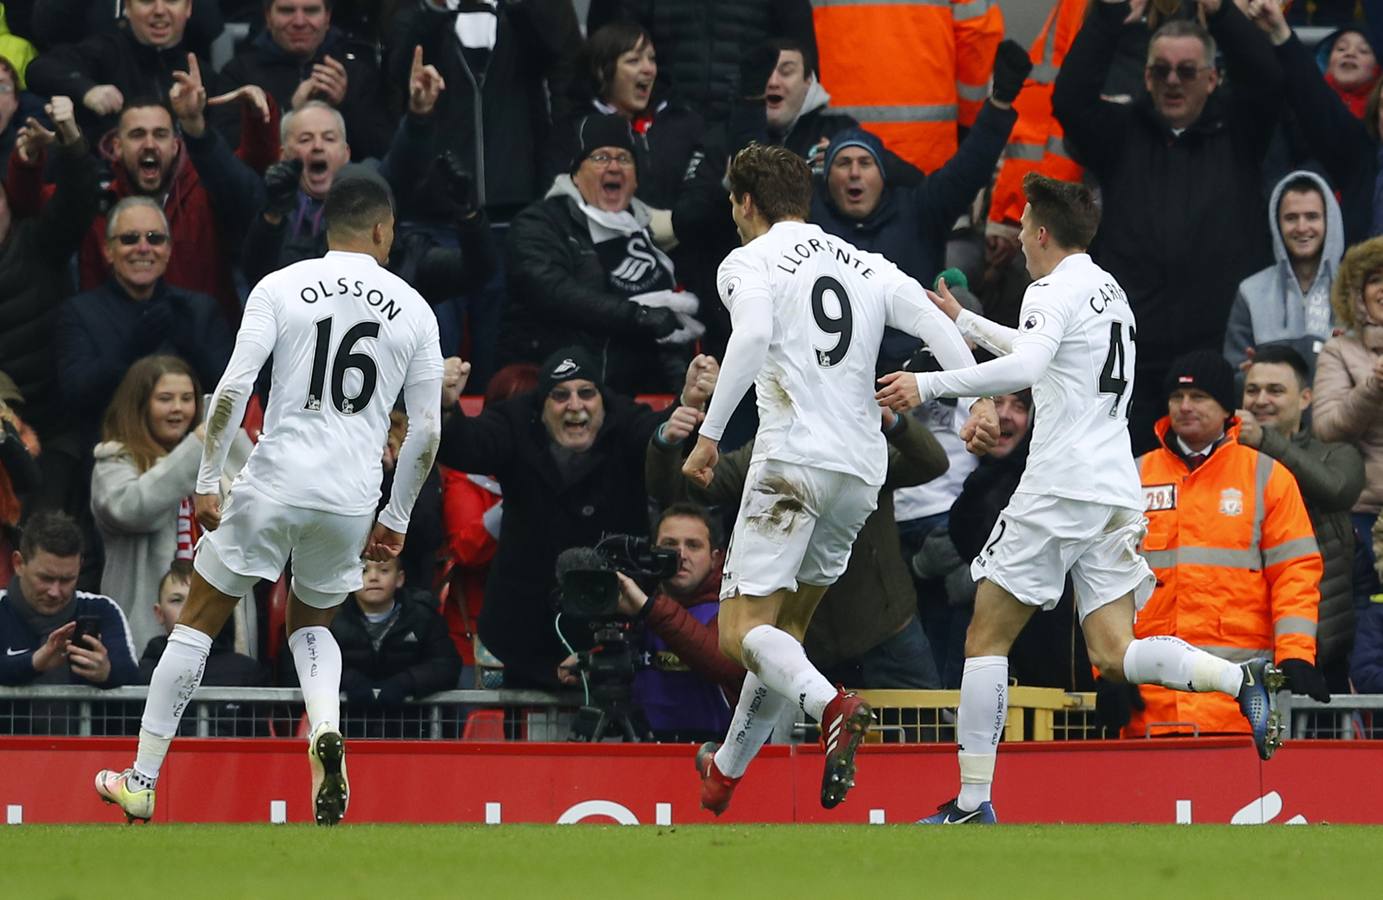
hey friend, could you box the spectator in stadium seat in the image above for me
[1312,235,1383,622]
[240,46,445,284]
[25,0,241,145]
[0,510,138,688]
[808,36,1027,372]
[586,0,817,126]
[1224,171,1344,377]
[0,374,42,573]
[1236,345,1364,690]
[91,355,254,653]
[0,93,100,495]
[56,196,232,449]
[30,0,226,60]
[281,555,460,738]
[1113,350,1326,739]
[558,501,746,742]
[223,0,394,162]
[0,53,47,179]
[139,560,265,687]
[504,113,702,394]
[5,92,274,330]
[647,385,949,691]
[436,346,679,689]
[1054,1,1282,453]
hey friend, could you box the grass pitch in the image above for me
[0,823,1373,899]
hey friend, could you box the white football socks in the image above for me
[740,624,837,721]
[955,655,1008,811]
[713,672,788,779]
[289,626,343,734]
[1122,635,1244,696]
[133,624,213,786]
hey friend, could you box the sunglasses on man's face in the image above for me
[548,386,599,403]
[1146,62,1208,84]
[112,231,170,246]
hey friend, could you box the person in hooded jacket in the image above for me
[1224,170,1345,377]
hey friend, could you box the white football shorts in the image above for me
[194,482,374,609]
[968,491,1155,621]
[721,459,878,599]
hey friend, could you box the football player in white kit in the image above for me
[93,175,444,825]
[876,173,1284,825]
[683,144,999,815]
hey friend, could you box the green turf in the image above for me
[0,823,1375,899]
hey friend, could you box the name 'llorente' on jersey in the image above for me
[713,221,972,487]
[997,253,1143,510]
[220,250,443,516]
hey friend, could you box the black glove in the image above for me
[738,41,781,100]
[376,676,411,708]
[991,39,1033,105]
[263,158,304,217]
[134,300,175,354]
[1094,677,1144,736]
[1279,658,1330,702]
[633,305,679,339]
[434,150,477,218]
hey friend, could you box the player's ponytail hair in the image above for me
[1022,173,1100,251]
[101,354,204,473]
[728,143,812,224]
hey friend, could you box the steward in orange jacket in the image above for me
[813,0,1002,173]
[1130,406,1322,737]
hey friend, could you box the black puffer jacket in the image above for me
[0,140,100,436]
[330,594,462,699]
[588,0,817,124]
[385,0,583,215]
[222,27,395,161]
[436,390,668,689]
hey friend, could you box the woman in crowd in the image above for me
[90,355,252,652]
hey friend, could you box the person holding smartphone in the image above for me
[0,510,139,689]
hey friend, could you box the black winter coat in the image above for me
[503,190,688,393]
[385,0,583,215]
[436,390,668,688]
[26,24,238,145]
[1052,1,1280,365]
[329,594,461,699]
[222,28,395,162]
[0,140,100,436]
[811,101,1016,371]
[588,0,817,124]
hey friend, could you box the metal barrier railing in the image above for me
[3,686,1380,742]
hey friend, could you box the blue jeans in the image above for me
[820,615,941,690]
[1352,511,1380,614]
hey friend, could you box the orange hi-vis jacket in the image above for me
[987,0,1086,231]
[1126,418,1322,738]
[812,0,1003,173]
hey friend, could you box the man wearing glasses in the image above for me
[505,113,701,395]
[1053,0,1283,454]
[56,196,231,447]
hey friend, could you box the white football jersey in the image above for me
[706,221,973,487]
[215,250,443,516]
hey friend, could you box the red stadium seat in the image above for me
[635,394,675,411]
[461,709,506,742]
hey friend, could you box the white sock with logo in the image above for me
[740,624,837,722]
[955,655,1008,811]
[289,626,342,733]
[713,672,787,779]
[1123,635,1244,695]
[132,624,213,787]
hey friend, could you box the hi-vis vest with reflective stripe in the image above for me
[812,0,1003,173]
[1126,419,1322,738]
[987,0,1085,229]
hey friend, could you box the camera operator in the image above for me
[558,503,746,742]
[438,346,716,689]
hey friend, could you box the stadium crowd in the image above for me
[2,0,1383,742]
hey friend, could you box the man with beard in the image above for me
[5,68,273,328]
